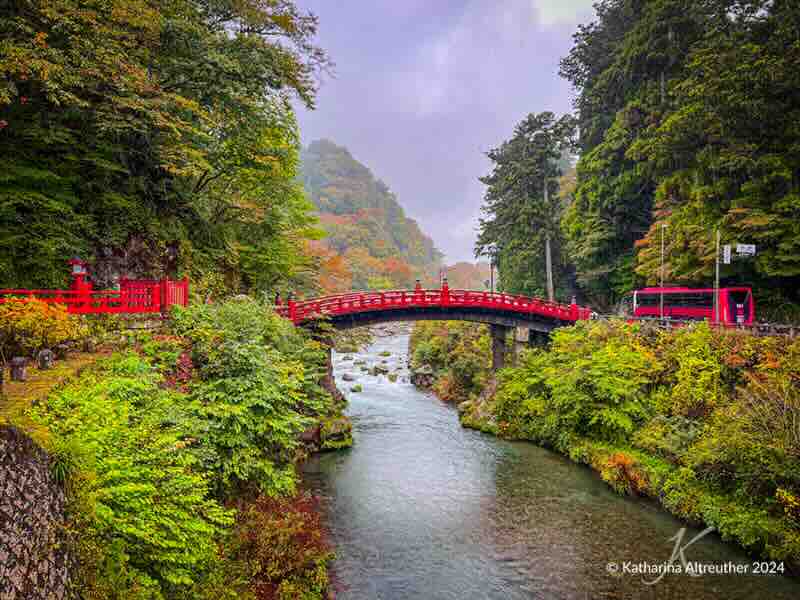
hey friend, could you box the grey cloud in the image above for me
[296,0,594,262]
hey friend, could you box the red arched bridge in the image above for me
[276,283,593,370]
[277,285,591,330]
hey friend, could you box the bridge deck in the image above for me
[277,288,592,326]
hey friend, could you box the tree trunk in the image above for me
[543,178,555,302]
[545,234,554,302]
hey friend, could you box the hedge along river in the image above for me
[303,326,799,600]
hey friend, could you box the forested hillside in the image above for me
[445,262,491,290]
[0,0,326,297]
[478,0,800,319]
[301,139,443,292]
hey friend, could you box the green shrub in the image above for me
[30,354,232,596]
[171,299,336,497]
[462,320,800,568]
[633,415,701,462]
[657,323,723,417]
[491,321,658,442]
[410,321,491,401]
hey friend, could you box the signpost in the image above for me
[714,232,756,324]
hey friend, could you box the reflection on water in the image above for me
[303,328,799,599]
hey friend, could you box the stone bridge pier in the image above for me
[490,325,552,371]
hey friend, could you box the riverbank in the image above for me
[2,298,351,599]
[311,325,799,598]
[410,320,800,574]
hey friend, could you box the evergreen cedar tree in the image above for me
[479,0,800,318]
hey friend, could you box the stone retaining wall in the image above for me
[0,425,70,600]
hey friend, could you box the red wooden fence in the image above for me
[0,277,189,315]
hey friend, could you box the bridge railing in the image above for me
[277,288,593,324]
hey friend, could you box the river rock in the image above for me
[320,417,353,451]
[370,364,390,376]
[341,373,356,382]
[411,364,435,388]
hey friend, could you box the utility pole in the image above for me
[489,257,495,293]
[543,176,555,303]
[714,229,720,324]
[660,223,666,319]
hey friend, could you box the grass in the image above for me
[0,351,109,442]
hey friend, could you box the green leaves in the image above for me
[27,297,343,597]
[0,0,327,292]
[171,298,334,497]
[558,0,800,314]
[30,354,232,595]
[475,112,576,297]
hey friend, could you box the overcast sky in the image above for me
[295,0,596,263]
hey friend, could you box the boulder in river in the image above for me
[410,364,435,388]
[370,364,390,376]
[341,373,356,382]
[320,417,353,451]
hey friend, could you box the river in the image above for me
[303,327,799,599]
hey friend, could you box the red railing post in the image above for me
[159,279,167,313]
[441,277,449,306]
[288,300,297,323]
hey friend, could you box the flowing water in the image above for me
[303,327,799,600]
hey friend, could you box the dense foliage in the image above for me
[171,298,335,497]
[409,321,492,403]
[0,298,87,358]
[475,112,577,299]
[561,0,800,313]
[0,0,326,294]
[301,139,443,292]
[25,299,343,598]
[457,321,800,569]
[477,1,800,318]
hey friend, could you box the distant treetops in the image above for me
[300,139,443,293]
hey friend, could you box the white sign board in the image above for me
[723,244,731,264]
[737,244,756,256]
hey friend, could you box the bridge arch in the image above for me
[277,285,591,371]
